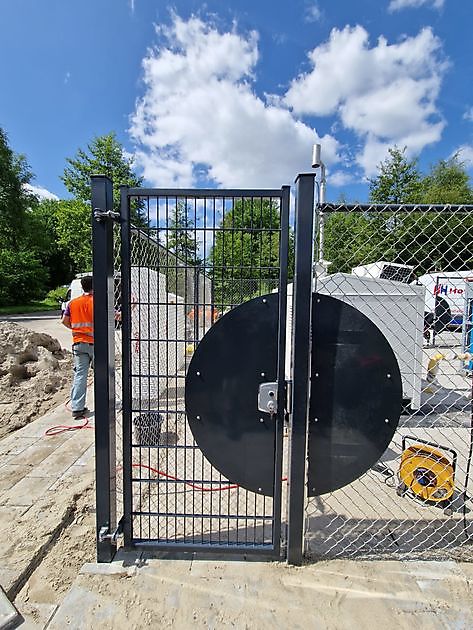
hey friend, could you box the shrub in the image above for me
[46,285,69,303]
[0,249,48,306]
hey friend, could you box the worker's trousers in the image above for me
[71,342,94,412]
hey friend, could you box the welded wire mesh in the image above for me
[120,192,285,550]
[111,224,126,526]
[305,204,473,560]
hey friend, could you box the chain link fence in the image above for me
[305,204,473,559]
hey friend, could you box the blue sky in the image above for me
[0,0,472,202]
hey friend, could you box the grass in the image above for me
[0,298,60,315]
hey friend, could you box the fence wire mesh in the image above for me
[117,191,286,551]
[305,203,473,560]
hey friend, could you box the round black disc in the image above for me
[185,294,280,496]
[308,293,402,496]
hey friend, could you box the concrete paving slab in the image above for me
[0,475,54,508]
[0,437,39,461]
[0,585,19,630]
[48,558,473,630]
[25,440,93,479]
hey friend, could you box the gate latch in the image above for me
[258,382,278,416]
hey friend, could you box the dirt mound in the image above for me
[0,322,73,438]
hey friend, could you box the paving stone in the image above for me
[0,466,28,494]
[6,440,61,469]
[0,475,54,508]
[0,437,39,461]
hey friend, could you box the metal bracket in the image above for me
[98,517,124,543]
[258,382,278,415]
[94,209,121,223]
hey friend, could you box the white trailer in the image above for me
[416,270,473,326]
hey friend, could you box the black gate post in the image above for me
[91,175,117,562]
[287,173,315,565]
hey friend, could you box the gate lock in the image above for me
[258,382,278,416]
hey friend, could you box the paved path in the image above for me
[50,553,473,629]
[0,394,95,603]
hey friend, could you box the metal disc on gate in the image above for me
[185,293,280,496]
[308,293,402,496]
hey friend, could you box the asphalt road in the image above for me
[0,310,73,350]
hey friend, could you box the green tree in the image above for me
[210,198,293,304]
[392,157,473,273]
[369,147,423,204]
[62,132,147,226]
[0,127,38,249]
[420,156,473,204]
[53,199,93,273]
[167,200,201,265]
[0,250,48,305]
[26,200,76,286]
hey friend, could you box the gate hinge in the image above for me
[98,516,124,543]
[94,209,121,223]
[258,382,278,415]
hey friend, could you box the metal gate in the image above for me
[92,174,473,564]
[92,177,290,558]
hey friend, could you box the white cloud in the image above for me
[24,184,59,200]
[451,145,473,168]
[305,2,322,23]
[130,15,340,188]
[328,170,357,187]
[463,107,473,122]
[388,0,444,12]
[284,25,446,175]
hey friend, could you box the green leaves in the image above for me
[61,132,147,226]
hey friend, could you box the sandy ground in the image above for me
[14,484,96,627]
[47,555,473,630]
[0,322,73,439]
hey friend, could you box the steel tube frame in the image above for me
[287,174,316,564]
[120,185,133,546]
[92,175,117,562]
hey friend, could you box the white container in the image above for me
[285,274,425,410]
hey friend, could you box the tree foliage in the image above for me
[167,201,201,265]
[0,249,48,305]
[0,127,38,249]
[325,149,473,276]
[210,198,294,303]
[62,132,146,225]
[368,147,423,204]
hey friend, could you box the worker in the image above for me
[61,276,94,418]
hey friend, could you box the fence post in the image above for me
[91,175,117,562]
[287,173,315,564]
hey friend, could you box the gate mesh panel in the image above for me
[305,204,473,559]
[120,193,285,549]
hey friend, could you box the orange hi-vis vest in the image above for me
[69,294,94,344]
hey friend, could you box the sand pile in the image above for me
[0,321,73,438]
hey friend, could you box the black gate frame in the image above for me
[92,174,321,563]
[92,176,308,560]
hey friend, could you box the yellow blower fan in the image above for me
[397,436,456,515]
